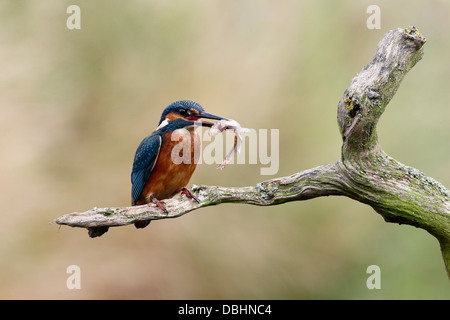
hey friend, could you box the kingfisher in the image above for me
[131,100,227,229]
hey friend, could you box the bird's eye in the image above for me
[178,108,191,116]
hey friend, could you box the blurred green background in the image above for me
[1,0,449,299]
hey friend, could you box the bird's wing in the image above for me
[131,133,163,205]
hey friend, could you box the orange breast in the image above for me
[136,129,200,205]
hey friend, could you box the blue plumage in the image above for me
[131,133,163,205]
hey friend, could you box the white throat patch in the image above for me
[156,118,169,130]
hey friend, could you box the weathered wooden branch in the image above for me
[55,27,450,278]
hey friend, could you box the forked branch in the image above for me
[55,27,450,278]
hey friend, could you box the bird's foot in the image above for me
[181,187,200,203]
[134,195,167,229]
[150,194,168,213]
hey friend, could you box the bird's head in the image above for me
[156,100,227,131]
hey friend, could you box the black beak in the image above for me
[192,111,227,127]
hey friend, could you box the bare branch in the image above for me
[55,163,343,237]
[54,26,450,278]
[338,27,427,156]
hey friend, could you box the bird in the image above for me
[131,100,227,229]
